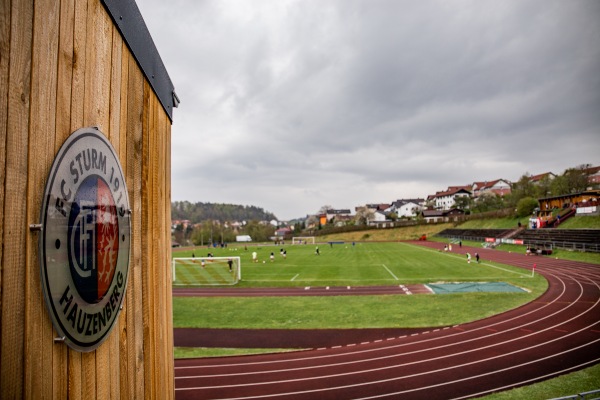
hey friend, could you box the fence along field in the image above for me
[171,242,534,288]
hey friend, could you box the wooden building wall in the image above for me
[0,0,174,398]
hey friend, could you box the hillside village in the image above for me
[172,164,600,245]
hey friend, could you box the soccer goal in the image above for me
[292,236,315,245]
[172,256,241,286]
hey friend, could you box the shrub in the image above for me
[516,197,538,218]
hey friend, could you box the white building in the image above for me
[432,187,472,210]
[390,198,424,218]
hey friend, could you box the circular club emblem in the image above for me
[39,127,130,352]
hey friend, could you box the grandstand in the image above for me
[512,229,600,253]
[436,228,515,242]
[436,228,600,253]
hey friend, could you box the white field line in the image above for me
[382,264,399,281]
[401,242,531,278]
[291,274,299,281]
[478,261,532,277]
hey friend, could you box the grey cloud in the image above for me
[138,0,600,219]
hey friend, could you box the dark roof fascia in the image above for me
[422,210,444,217]
[435,188,471,198]
[101,0,179,122]
[538,189,600,202]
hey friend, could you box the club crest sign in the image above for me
[39,127,131,352]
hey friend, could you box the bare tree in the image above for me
[354,207,375,225]
[318,205,333,214]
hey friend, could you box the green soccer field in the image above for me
[172,242,534,288]
[171,242,547,331]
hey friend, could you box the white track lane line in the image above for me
[177,336,600,398]
[178,272,587,379]
[175,267,599,399]
[178,308,599,385]
[177,270,570,372]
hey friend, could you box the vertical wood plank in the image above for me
[55,0,74,146]
[78,0,98,398]
[0,0,10,302]
[126,51,145,400]
[158,97,175,399]
[141,78,155,400]
[52,0,76,398]
[164,112,174,400]
[69,0,87,132]
[25,0,59,398]
[66,1,88,398]
[85,2,113,398]
[108,25,122,147]
[118,40,129,171]
[152,97,163,397]
[164,110,175,400]
[0,0,32,396]
[156,96,174,399]
[83,0,111,130]
[117,41,130,400]
[107,22,123,400]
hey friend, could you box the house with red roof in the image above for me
[583,166,600,188]
[431,187,472,210]
[529,172,556,184]
[471,179,512,198]
[421,208,465,223]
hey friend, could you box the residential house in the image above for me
[431,187,472,210]
[529,172,556,185]
[363,204,391,212]
[583,166,600,188]
[471,179,512,198]
[367,210,388,225]
[326,209,353,225]
[171,219,191,233]
[421,208,465,223]
[390,198,425,218]
[275,227,292,238]
[315,214,327,226]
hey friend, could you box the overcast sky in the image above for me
[136,0,599,220]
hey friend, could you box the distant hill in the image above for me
[171,201,277,223]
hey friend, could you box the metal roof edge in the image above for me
[101,0,179,122]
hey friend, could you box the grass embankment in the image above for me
[317,222,453,242]
[458,214,600,230]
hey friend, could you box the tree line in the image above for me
[172,201,277,223]
[171,201,278,246]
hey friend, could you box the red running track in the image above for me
[175,241,600,399]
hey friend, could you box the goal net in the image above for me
[172,256,241,286]
[292,236,315,245]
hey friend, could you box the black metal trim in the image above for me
[101,0,178,121]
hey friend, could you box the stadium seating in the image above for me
[436,228,600,253]
[436,229,514,242]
